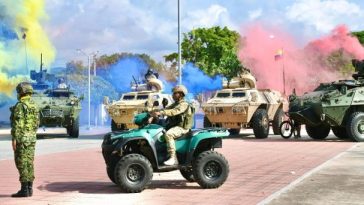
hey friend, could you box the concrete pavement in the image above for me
[0,131,356,205]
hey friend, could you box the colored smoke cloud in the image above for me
[239,24,364,95]
[182,63,222,95]
[0,0,55,97]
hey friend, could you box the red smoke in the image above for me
[238,24,364,95]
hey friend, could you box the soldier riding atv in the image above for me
[102,97,230,193]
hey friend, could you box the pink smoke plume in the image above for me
[238,24,364,95]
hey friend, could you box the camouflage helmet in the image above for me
[172,85,188,96]
[16,82,33,95]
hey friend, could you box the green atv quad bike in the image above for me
[102,112,230,193]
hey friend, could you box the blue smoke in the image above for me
[182,63,222,95]
[0,23,18,41]
[98,57,148,93]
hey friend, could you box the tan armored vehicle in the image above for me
[104,71,173,131]
[202,70,286,138]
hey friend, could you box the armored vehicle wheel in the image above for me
[114,154,153,193]
[332,127,348,139]
[228,129,240,135]
[306,124,330,140]
[67,117,79,138]
[272,108,284,135]
[180,167,195,182]
[111,120,126,132]
[347,112,364,142]
[107,166,117,184]
[203,116,212,128]
[193,151,229,189]
[279,121,293,139]
[251,109,269,139]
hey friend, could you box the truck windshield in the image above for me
[137,95,149,100]
[122,95,135,100]
[232,92,245,98]
[216,92,230,98]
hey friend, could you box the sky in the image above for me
[43,0,364,67]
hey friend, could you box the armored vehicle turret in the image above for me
[202,69,286,138]
[287,59,364,142]
[31,54,82,138]
[104,70,173,131]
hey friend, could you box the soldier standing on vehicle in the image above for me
[10,82,39,197]
[151,85,194,166]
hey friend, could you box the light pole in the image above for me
[178,0,182,85]
[77,49,92,130]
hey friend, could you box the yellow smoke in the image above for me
[0,0,56,96]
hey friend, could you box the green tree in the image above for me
[352,31,364,45]
[181,26,244,80]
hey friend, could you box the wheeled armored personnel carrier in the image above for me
[104,71,173,131]
[31,55,82,138]
[286,59,364,142]
[202,69,286,138]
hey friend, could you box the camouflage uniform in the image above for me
[10,82,39,197]
[160,99,194,158]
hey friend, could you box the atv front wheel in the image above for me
[306,124,330,140]
[251,109,269,139]
[279,120,293,139]
[180,167,195,182]
[107,166,117,184]
[114,154,153,193]
[193,151,229,189]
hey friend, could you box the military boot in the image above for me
[11,182,29,197]
[28,182,33,196]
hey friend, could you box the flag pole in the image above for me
[282,48,286,96]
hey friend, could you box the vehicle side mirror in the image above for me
[341,86,347,95]
[103,96,109,105]
[162,98,168,108]
[153,100,159,107]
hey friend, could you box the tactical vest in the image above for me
[166,100,195,130]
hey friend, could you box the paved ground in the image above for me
[0,127,357,205]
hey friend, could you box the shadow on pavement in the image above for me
[40,181,120,194]
[42,179,199,194]
[149,180,200,190]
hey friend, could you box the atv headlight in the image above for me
[70,100,75,105]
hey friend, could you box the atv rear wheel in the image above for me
[67,117,79,138]
[203,116,212,128]
[332,126,348,139]
[114,154,153,193]
[251,109,269,139]
[193,151,229,189]
[347,112,364,142]
[272,108,284,135]
[306,124,330,140]
[180,167,195,182]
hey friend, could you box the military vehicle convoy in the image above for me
[286,59,364,142]
[202,69,286,138]
[104,71,173,131]
[31,55,82,138]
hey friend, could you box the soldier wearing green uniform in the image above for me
[151,85,194,166]
[10,82,39,197]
